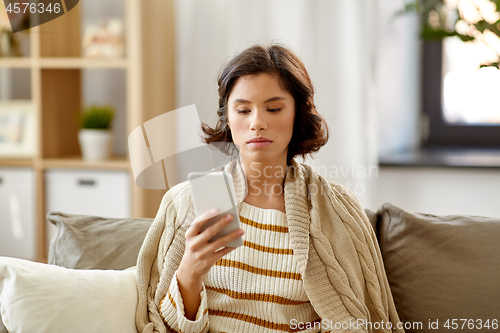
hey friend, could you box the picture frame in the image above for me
[82,18,125,58]
[0,100,37,158]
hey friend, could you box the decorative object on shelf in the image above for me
[0,1,30,57]
[0,100,36,158]
[78,105,115,162]
[82,18,125,58]
[0,26,20,57]
[399,0,500,68]
[0,3,18,57]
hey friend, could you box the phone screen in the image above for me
[189,171,234,215]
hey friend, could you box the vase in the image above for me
[78,129,113,161]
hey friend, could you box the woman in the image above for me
[136,44,403,333]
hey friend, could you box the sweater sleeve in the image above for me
[159,269,209,333]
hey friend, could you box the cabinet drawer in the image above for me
[45,169,131,217]
[45,169,131,243]
[0,168,36,260]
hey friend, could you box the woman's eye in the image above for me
[236,108,281,114]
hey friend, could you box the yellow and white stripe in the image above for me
[161,201,325,333]
[204,201,323,332]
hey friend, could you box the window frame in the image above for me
[422,40,500,148]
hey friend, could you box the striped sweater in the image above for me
[160,201,328,333]
[136,158,404,333]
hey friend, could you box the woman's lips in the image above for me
[247,141,272,148]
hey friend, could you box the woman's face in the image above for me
[226,73,295,166]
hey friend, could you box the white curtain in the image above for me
[375,0,421,156]
[173,0,417,208]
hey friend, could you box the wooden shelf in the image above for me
[0,58,32,68]
[0,158,35,167]
[38,58,129,69]
[42,156,130,170]
[0,0,176,262]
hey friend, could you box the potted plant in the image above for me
[78,105,115,161]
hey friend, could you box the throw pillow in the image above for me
[0,257,138,333]
[377,203,500,332]
[46,210,376,271]
[47,212,153,269]
[0,313,6,333]
[364,208,377,233]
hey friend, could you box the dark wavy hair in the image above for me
[202,43,329,165]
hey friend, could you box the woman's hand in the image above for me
[176,208,244,320]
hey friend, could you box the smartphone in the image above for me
[188,170,243,247]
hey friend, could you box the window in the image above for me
[443,36,500,124]
[421,0,500,148]
[422,39,500,147]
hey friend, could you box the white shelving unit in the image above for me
[0,0,176,262]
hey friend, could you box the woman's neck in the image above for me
[240,156,288,199]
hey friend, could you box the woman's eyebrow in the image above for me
[233,96,286,104]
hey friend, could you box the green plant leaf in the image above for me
[79,105,115,130]
[457,33,475,42]
[479,62,500,69]
[422,25,457,39]
[475,20,489,33]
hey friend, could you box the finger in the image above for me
[206,227,244,254]
[191,225,243,261]
[210,246,236,262]
[186,208,219,237]
[189,215,233,254]
[197,214,234,244]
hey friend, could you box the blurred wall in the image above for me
[369,167,500,218]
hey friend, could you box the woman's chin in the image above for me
[240,150,286,165]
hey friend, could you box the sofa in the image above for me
[1,203,499,333]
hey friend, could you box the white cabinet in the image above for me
[45,169,131,244]
[0,168,37,260]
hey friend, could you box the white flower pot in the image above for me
[78,129,113,161]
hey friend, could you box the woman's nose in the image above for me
[250,109,267,131]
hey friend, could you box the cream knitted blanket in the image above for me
[135,158,404,333]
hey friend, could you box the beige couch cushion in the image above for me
[47,212,153,270]
[377,203,500,332]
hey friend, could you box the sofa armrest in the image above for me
[377,203,500,332]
